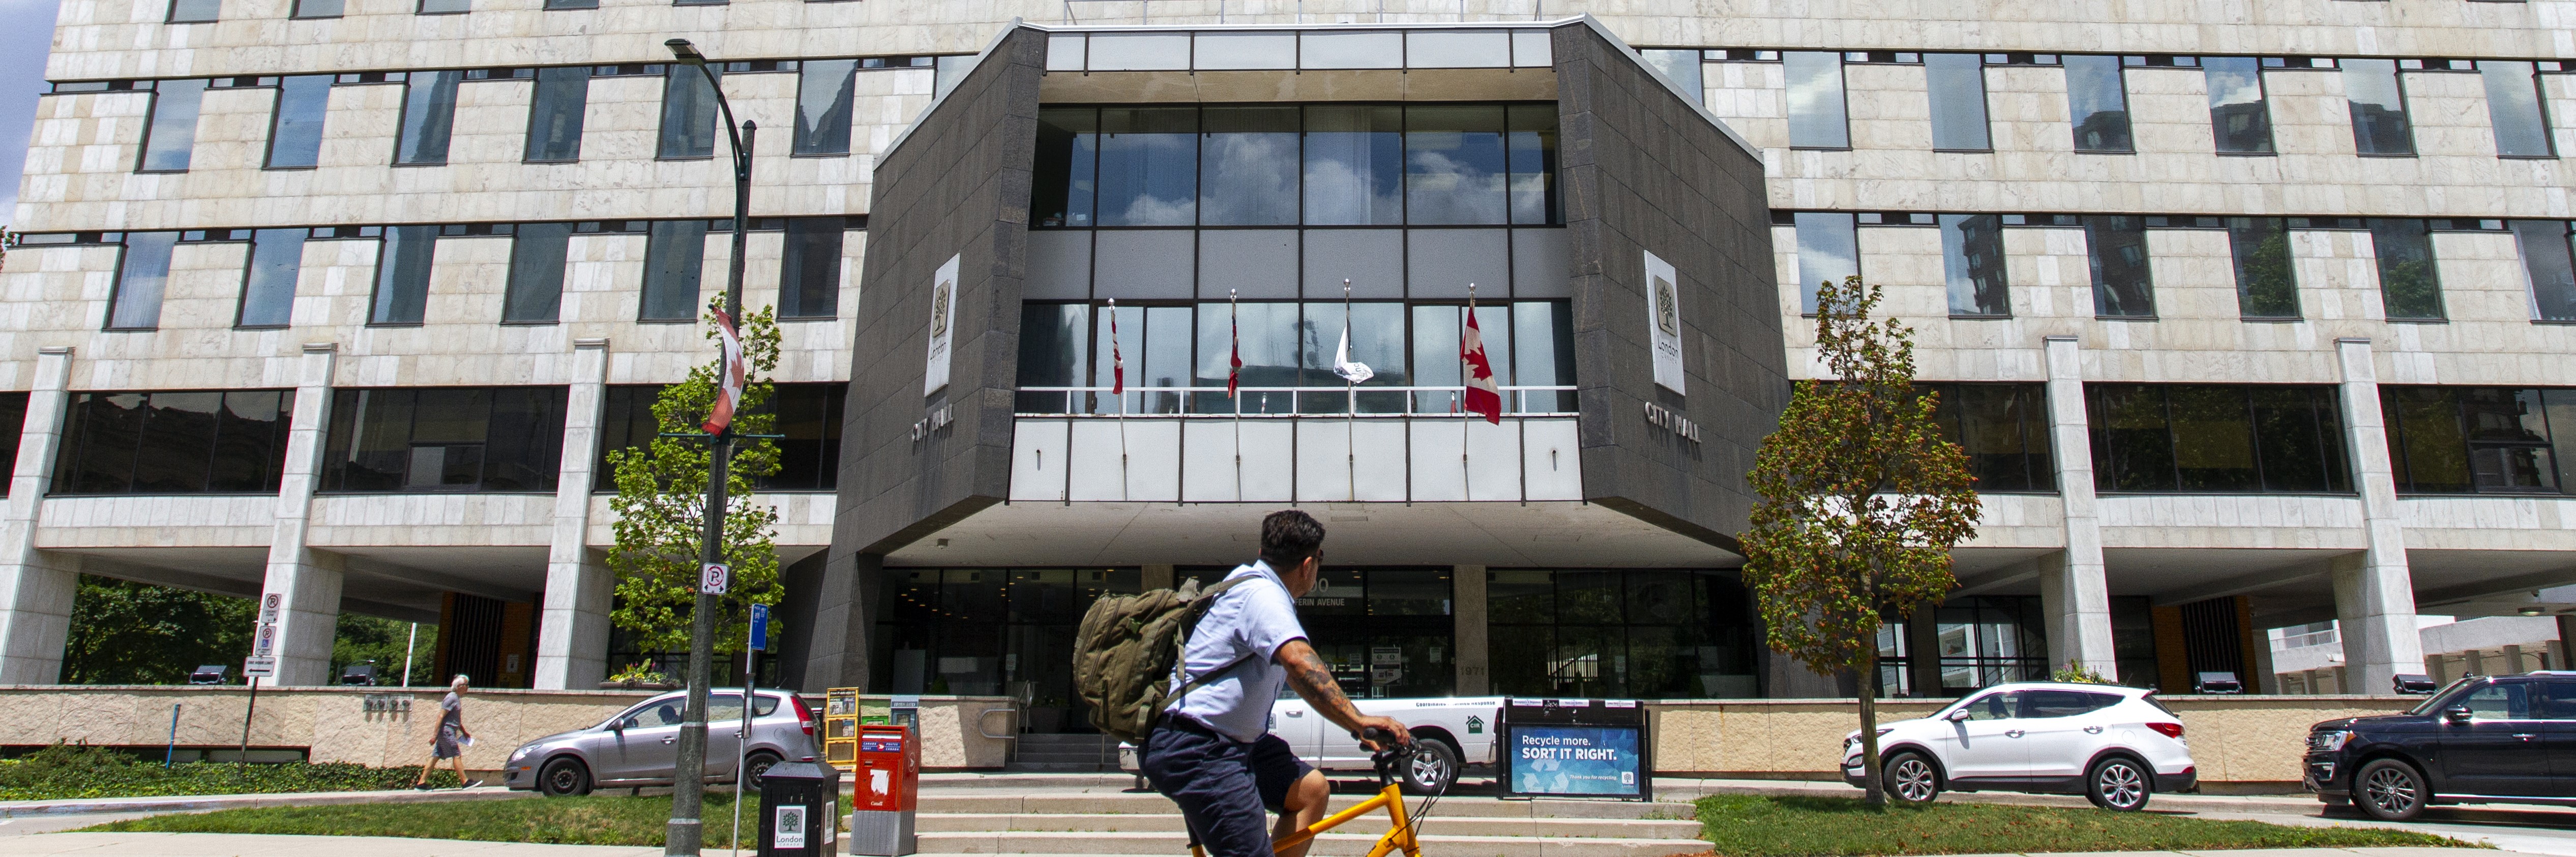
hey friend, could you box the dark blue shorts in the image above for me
[1141,715,1316,857]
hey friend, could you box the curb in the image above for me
[0,785,534,818]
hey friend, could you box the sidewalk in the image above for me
[0,835,2535,857]
[0,784,530,818]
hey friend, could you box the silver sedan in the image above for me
[502,689,821,796]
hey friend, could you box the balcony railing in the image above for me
[1014,385,1579,417]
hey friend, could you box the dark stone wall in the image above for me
[1552,22,1788,554]
[808,28,1044,691]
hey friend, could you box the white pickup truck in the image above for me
[1122,697,1504,793]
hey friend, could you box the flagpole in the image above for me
[1342,280,1356,503]
[1463,284,1475,502]
[1230,289,1242,502]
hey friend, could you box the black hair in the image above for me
[1258,509,1326,570]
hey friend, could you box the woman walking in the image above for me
[411,675,475,789]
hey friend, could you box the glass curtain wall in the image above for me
[1178,566,1457,699]
[593,383,848,492]
[318,387,567,492]
[51,390,294,495]
[2383,386,2576,495]
[1033,103,1559,229]
[1487,569,1760,699]
[1918,383,2055,492]
[2087,384,2351,493]
[1015,300,1573,416]
[874,568,1143,730]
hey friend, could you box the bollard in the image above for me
[848,724,919,856]
[757,760,841,857]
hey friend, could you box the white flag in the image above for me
[1333,326,1374,384]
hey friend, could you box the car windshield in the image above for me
[2406,677,2484,716]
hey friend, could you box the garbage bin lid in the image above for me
[759,760,838,783]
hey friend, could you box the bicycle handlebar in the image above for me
[1364,727,1414,786]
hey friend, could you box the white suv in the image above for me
[1841,681,2197,811]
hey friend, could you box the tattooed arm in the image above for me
[1275,638,1410,749]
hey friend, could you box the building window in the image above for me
[1304,104,1403,226]
[778,218,844,319]
[874,568,1143,697]
[1406,105,1511,225]
[2384,386,2576,496]
[137,80,209,172]
[1636,48,1705,106]
[1784,51,1850,149]
[1932,596,2048,693]
[107,232,179,330]
[2369,219,2443,320]
[1504,104,1559,226]
[319,387,567,493]
[1014,299,1575,417]
[596,383,846,492]
[933,55,972,100]
[1919,383,2054,493]
[2084,215,2154,318]
[2087,384,2351,494]
[52,390,294,495]
[2227,217,2298,320]
[640,220,708,322]
[1926,53,1991,151]
[1096,106,1197,227]
[264,75,332,169]
[1200,105,1300,226]
[524,67,590,163]
[290,0,341,18]
[1487,569,1760,699]
[544,0,596,8]
[2064,54,2133,152]
[1793,211,1858,314]
[2511,220,2576,322]
[417,0,467,13]
[1940,213,2008,316]
[236,228,305,328]
[2342,58,2414,156]
[167,0,219,22]
[657,65,720,160]
[792,59,856,156]
[370,226,437,325]
[2203,56,2274,155]
[503,222,571,323]
[0,393,25,492]
[2479,61,2556,158]
[393,71,460,166]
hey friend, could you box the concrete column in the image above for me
[2040,336,2116,675]
[2331,338,2425,694]
[2334,665,2350,693]
[2506,644,2528,675]
[2465,648,2487,677]
[800,550,881,693]
[535,338,612,690]
[0,347,81,684]
[2557,615,2576,668]
[1452,565,1487,695]
[2252,634,2281,693]
[259,343,345,686]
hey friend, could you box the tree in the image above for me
[1741,274,1981,807]
[331,612,439,687]
[60,576,253,684]
[605,301,787,672]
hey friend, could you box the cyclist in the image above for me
[1141,510,1411,857]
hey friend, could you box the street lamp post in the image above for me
[663,37,754,857]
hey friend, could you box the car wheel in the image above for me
[538,757,591,797]
[1883,751,1941,805]
[2086,757,2151,811]
[2354,758,2427,821]
[1400,740,1460,794]
[742,751,783,790]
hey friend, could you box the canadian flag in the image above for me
[1108,299,1126,396]
[703,307,746,435]
[1461,305,1502,424]
[1227,305,1242,398]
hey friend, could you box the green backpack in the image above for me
[1072,577,1250,745]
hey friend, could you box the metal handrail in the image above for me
[1013,384,1578,417]
[977,707,1018,742]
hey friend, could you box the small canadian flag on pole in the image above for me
[1108,298,1126,396]
[703,307,746,435]
[1461,287,1503,424]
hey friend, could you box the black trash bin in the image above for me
[757,760,841,857]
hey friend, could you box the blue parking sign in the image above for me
[750,603,769,651]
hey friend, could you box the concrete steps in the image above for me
[1006,733,1121,772]
[892,779,1711,857]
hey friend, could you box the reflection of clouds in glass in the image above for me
[1112,195,1195,226]
[1783,52,1848,147]
[1201,132,1298,225]
[1407,150,1506,224]
[2203,59,2263,106]
[1303,159,1401,224]
[1098,131,1195,226]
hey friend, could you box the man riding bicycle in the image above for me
[1141,510,1412,857]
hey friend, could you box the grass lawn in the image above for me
[1692,794,2484,857]
[77,792,780,848]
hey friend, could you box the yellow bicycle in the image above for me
[1187,728,1436,857]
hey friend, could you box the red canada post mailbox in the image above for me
[850,724,919,855]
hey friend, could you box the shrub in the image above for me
[0,741,459,801]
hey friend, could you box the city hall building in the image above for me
[2,1,2572,717]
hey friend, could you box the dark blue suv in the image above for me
[2304,672,2576,820]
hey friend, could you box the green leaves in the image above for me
[605,300,788,661]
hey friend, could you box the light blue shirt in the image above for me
[1164,561,1309,743]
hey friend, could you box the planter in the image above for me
[598,680,678,691]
